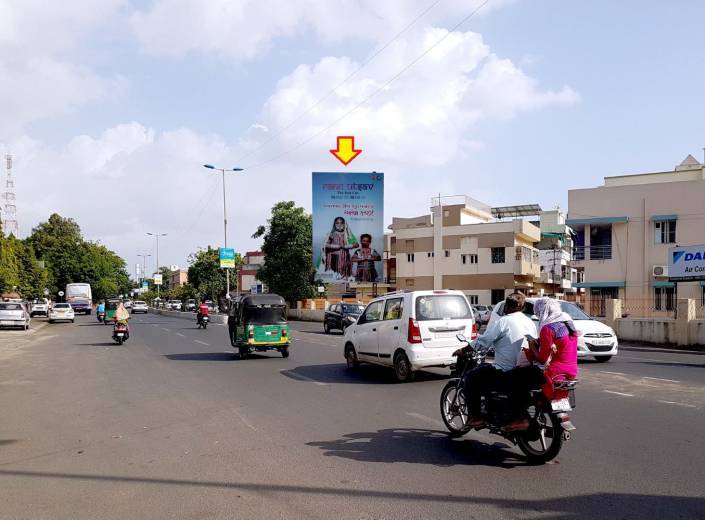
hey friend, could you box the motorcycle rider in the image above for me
[464,292,536,428]
[196,298,209,325]
[96,300,105,321]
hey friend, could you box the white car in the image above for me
[472,305,492,324]
[487,298,618,362]
[132,301,148,313]
[343,290,477,382]
[168,300,182,311]
[30,298,50,317]
[0,301,31,330]
[49,303,75,323]
[123,299,133,309]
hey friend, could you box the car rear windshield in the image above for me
[0,303,22,310]
[135,301,146,305]
[342,304,365,314]
[54,303,70,308]
[415,295,471,321]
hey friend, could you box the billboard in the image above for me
[219,248,236,269]
[313,172,384,284]
[153,273,163,285]
[669,245,705,281]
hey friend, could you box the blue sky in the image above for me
[1,0,704,276]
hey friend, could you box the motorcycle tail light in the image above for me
[407,318,422,344]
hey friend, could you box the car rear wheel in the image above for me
[393,351,414,383]
[239,347,249,360]
[281,347,290,358]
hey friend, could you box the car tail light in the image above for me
[471,322,478,340]
[407,318,422,344]
[281,328,287,338]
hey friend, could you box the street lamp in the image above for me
[137,254,151,285]
[147,232,167,299]
[203,164,244,297]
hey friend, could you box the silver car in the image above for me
[0,302,31,330]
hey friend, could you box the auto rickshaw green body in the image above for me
[228,294,290,359]
[105,298,121,324]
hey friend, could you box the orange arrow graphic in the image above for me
[330,136,362,166]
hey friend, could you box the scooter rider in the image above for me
[96,300,105,321]
[464,292,536,428]
[196,298,209,325]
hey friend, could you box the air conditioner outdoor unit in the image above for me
[652,265,668,277]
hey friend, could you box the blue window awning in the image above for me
[651,281,675,288]
[566,216,629,226]
[650,214,678,222]
[574,281,626,289]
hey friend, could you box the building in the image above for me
[168,268,188,288]
[238,251,266,294]
[533,210,579,299]
[389,196,542,305]
[568,154,705,315]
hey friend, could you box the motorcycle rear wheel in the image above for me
[516,408,563,464]
[440,382,471,437]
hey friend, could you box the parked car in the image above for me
[0,301,31,330]
[168,300,183,311]
[487,298,618,362]
[49,303,75,323]
[132,301,148,314]
[123,299,133,309]
[324,303,366,333]
[206,300,217,313]
[472,305,492,324]
[30,298,50,317]
[186,299,196,312]
[343,290,477,382]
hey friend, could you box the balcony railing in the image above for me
[572,245,612,261]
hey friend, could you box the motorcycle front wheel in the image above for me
[516,407,563,464]
[440,382,471,437]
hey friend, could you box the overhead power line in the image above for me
[243,0,493,170]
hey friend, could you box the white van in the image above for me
[343,290,477,382]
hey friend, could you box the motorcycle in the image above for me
[439,334,578,464]
[197,314,209,329]
[97,311,105,323]
[112,322,129,345]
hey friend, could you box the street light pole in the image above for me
[147,233,167,299]
[137,254,151,285]
[203,164,244,298]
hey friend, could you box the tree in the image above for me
[187,247,242,300]
[252,201,316,302]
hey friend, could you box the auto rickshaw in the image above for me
[104,298,121,325]
[228,294,290,359]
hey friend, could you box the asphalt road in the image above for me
[1,314,704,519]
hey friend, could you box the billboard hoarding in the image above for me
[153,273,163,285]
[669,245,705,282]
[312,172,384,284]
[219,248,236,269]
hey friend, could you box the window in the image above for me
[468,295,479,305]
[415,295,471,321]
[654,286,676,311]
[444,250,450,257]
[361,300,384,322]
[491,247,505,264]
[491,289,505,305]
[383,298,404,320]
[461,254,466,265]
[470,254,478,264]
[655,220,676,244]
[407,253,415,263]
[427,252,434,258]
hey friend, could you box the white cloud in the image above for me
[0,0,126,138]
[131,0,514,61]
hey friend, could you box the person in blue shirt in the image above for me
[96,301,105,321]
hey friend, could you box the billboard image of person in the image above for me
[313,172,384,284]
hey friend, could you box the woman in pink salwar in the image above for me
[527,298,579,399]
[324,217,358,279]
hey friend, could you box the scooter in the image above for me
[112,322,129,345]
[197,314,209,329]
[97,311,105,323]
[439,334,578,464]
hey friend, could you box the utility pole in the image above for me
[2,154,18,237]
[147,233,167,299]
[203,164,244,297]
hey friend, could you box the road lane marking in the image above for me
[406,412,444,428]
[644,376,680,384]
[601,371,627,376]
[194,340,210,346]
[620,355,684,364]
[229,407,257,432]
[604,390,634,397]
[279,369,328,386]
[657,400,696,408]
[175,333,185,337]
[161,328,170,332]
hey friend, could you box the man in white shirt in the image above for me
[465,293,536,425]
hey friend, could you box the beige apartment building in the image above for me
[390,197,542,305]
[568,154,705,315]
